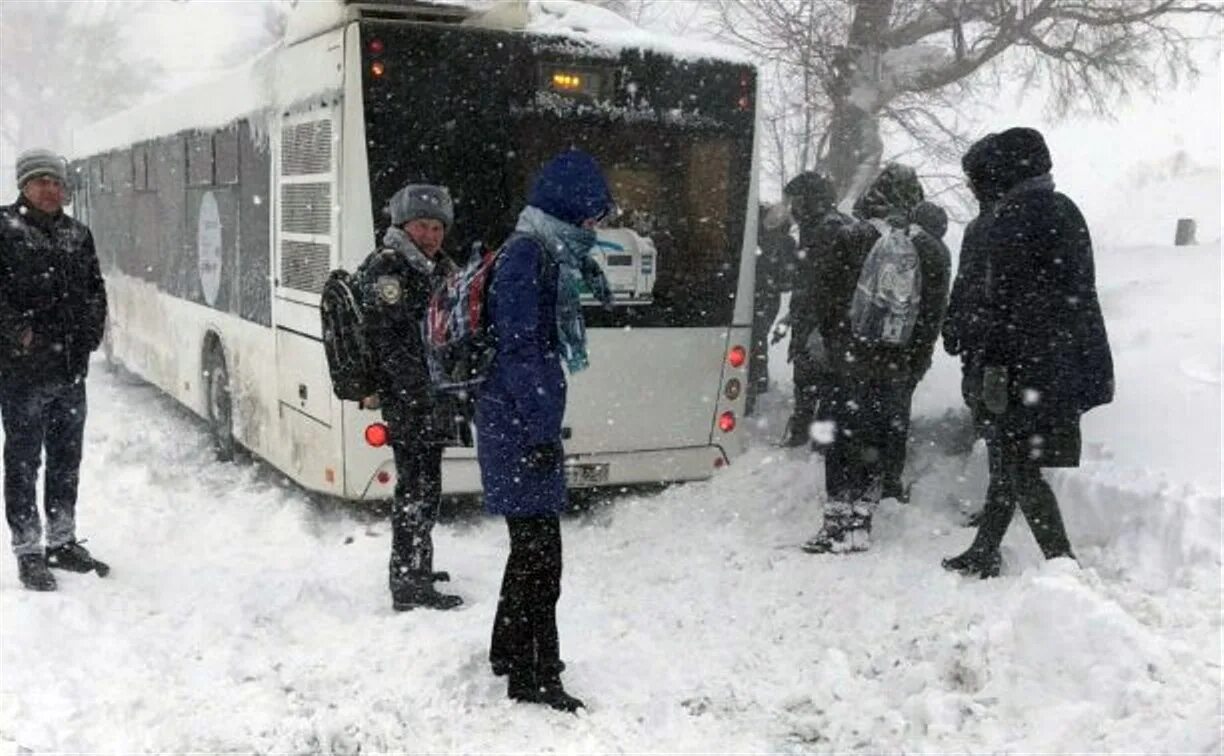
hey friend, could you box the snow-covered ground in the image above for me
[1,227,1219,751]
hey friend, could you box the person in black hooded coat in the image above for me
[943,127,1114,578]
[944,133,1003,423]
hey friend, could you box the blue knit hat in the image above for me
[527,149,614,227]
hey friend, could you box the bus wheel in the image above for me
[204,348,236,462]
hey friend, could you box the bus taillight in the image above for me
[368,38,385,55]
[371,61,386,78]
[376,470,392,485]
[724,378,741,400]
[365,422,390,447]
[718,411,736,433]
[728,345,746,368]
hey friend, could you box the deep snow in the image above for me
[0,233,1219,752]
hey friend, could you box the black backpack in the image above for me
[320,269,377,401]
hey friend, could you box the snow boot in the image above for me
[46,540,109,577]
[508,670,584,713]
[781,413,813,448]
[802,500,872,554]
[17,553,56,591]
[392,575,462,611]
[801,525,870,554]
[941,547,1001,579]
[536,671,585,713]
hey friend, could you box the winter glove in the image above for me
[770,314,791,346]
[805,328,831,371]
[982,365,1008,415]
[523,442,564,470]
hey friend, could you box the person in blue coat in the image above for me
[477,149,614,713]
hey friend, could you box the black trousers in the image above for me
[386,405,444,591]
[747,293,781,411]
[822,374,913,505]
[970,432,1074,559]
[490,516,563,678]
[0,379,87,556]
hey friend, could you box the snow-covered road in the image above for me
[1,322,1218,753]
[0,238,1219,752]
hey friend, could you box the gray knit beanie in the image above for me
[16,148,69,189]
[388,183,453,228]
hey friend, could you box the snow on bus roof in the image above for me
[515,1,748,64]
[71,49,284,160]
[71,0,747,159]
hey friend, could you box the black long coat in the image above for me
[981,168,1114,467]
[0,198,107,387]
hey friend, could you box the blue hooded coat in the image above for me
[476,150,613,516]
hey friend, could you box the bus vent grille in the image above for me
[281,240,330,293]
[282,183,331,235]
[281,120,332,176]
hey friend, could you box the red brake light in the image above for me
[718,411,736,433]
[376,470,392,484]
[728,345,747,368]
[368,38,385,55]
[365,422,389,447]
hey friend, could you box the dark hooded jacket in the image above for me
[476,149,614,517]
[0,197,107,387]
[783,172,851,361]
[944,133,1004,407]
[811,164,951,384]
[979,127,1114,466]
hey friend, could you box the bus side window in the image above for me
[188,132,215,187]
[215,128,239,186]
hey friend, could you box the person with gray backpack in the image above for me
[801,163,950,554]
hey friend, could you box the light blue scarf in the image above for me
[514,205,613,374]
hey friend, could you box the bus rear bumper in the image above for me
[355,444,732,500]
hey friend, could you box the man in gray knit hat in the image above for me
[0,148,109,590]
[355,182,463,611]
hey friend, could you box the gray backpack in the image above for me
[848,219,922,346]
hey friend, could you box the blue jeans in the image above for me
[0,379,87,556]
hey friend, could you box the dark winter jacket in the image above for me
[978,127,1114,467]
[754,205,798,307]
[812,165,951,384]
[0,197,107,387]
[356,231,458,441]
[782,171,850,362]
[944,133,1005,408]
[476,152,613,517]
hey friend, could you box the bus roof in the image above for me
[71,0,749,160]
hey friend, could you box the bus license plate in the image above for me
[565,463,609,487]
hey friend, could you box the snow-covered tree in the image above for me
[715,0,1224,202]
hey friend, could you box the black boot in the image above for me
[507,669,538,703]
[392,574,463,611]
[781,413,813,447]
[536,671,584,713]
[46,540,109,576]
[943,478,1013,578]
[17,553,57,591]
[941,547,1001,578]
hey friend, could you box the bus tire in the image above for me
[204,346,236,462]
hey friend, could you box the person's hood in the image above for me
[526,149,614,227]
[989,127,1053,195]
[853,162,924,222]
[962,132,1004,203]
[782,171,836,226]
[911,201,948,240]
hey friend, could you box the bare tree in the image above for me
[0,1,162,174]
[716,0,1224,203]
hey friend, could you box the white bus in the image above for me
[70,0,760,500]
